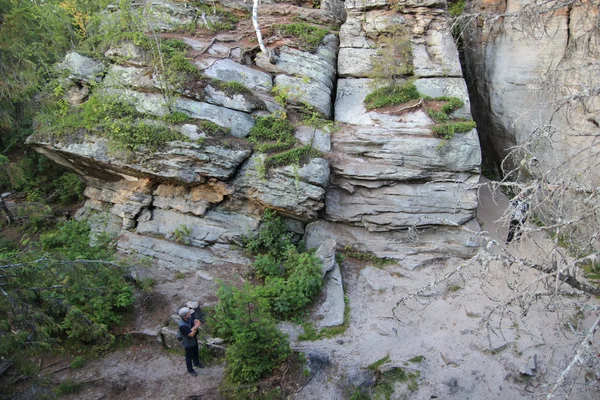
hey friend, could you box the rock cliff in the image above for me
[27,0,481,270]
[462,0,599,183]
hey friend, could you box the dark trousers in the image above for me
[507,219,525,243]
[184,344,200,372]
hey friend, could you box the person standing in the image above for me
[178,307,204,376]
[506,194,530,244]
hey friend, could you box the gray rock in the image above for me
[279,158,330,189]
[117,231,253,270]
[277,321,304,342]
[135,208,259,247]
[361,266,396,291]
[337,48,377,78]
[339,17,371,49]
[274,75,332,119]
[325,177,479,230]
[232,155,327,221]
[334,78,380,125]
[316,239,337,278]
[139,0,197,32]
[317,263,345,328]
[331,126,481,178]
[295,126,332,153]
[204,84,265,113]
[180,124,205,141]
[255,34,338,91]
[182,37,212,51]
[414,78,472,119]
[160,326,180,349]
[305,220,481,265]
[28,133,252,184]
[203,59,273,93]
[103,65,156,89]
[195,270,214,281]
[57,52,105,82]
[344,0,388,10]
[412,29,463,78]
[65,85,89,106]
[174,97,255,138]
[104,42,150,67]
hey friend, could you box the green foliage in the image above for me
[38,92,186,150]
[0,219,134,365]
[70,356,86,369]
[408,355,425,363]
[364,82,420,110]
[373,368,421,397]
[245,209,294,258]
[53,172,85,204]
[194,2,241,32]
[219,80,251,95]
[0,0,110,147]
[448,0,466,16]
[258,247,322,318]
[200,120,231,137]
[350,388,372,400]
[212,211,324,383]
[162,111,193,125]
[301,109,337,131]
[341,246,394,267]
[431,120,477,140]
[55,379,84,395]
[173,225,192,245]
[248,116,296,153]
[210,284,291,384]
[367,355,390,371]
[265,145,317,169]
[275,23,329,52]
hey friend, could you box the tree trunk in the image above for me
[252,0,275,63]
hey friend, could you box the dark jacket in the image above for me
[178,314,198,348]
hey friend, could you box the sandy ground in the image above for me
[46,179,599,400]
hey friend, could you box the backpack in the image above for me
[176,318,187,342]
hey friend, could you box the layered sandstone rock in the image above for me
[28,0,482,270]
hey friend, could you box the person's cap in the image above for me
[178,307,192,316]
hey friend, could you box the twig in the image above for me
[546,314,600,398]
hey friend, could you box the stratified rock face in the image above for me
[326,1,481,244]
[28,0,482,270]
[462,0,600,183]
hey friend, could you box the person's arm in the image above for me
[188,318,201,337]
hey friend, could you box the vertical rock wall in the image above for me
[462,0,600,183]
[305,0,482,268]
